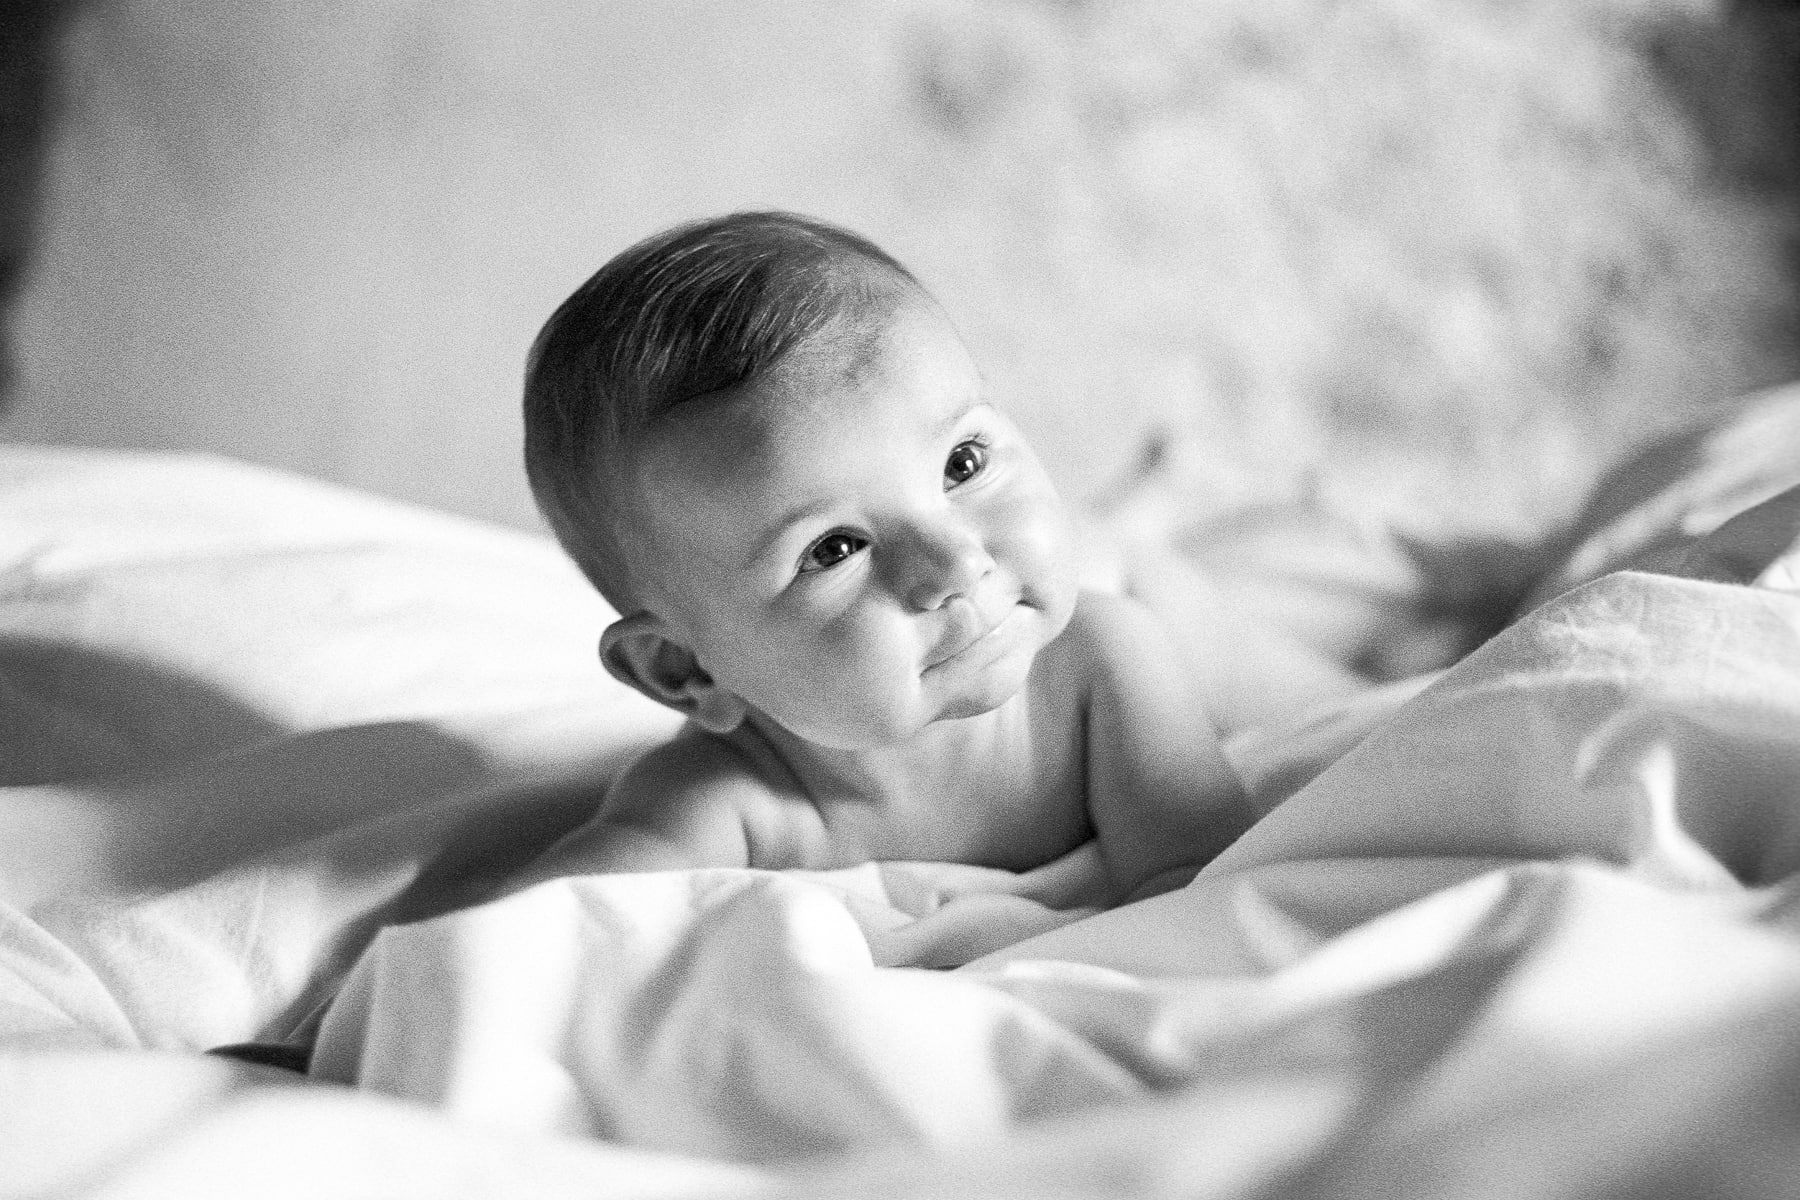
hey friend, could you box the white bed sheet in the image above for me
[3,432,1799,1198]
[307,569,1800,1193]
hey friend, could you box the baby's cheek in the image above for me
[805,608,913,693]
[1007,499,1079,592]
[767,615,925,746]
[829,608,916,675]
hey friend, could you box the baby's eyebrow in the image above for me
[935,396,985,437]
[741,500,836,570]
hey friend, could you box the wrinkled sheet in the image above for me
[300,569,1800,1196]
[6,435,1800,1198]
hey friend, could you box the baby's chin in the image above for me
[916,651,1038,728]
[759,665,1033,749]
[921,598,1073,726]
[750,607,1062,746]
[782,694,1019,749]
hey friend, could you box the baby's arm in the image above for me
[1074,591,1260,905]
[512,727,760,887]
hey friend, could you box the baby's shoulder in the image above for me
[1045,588,1168,680]
[609,726,851,870]
[603,724,789,829]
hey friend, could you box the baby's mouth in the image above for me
[923,602,1019,672]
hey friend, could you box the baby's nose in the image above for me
[902,523,991,611]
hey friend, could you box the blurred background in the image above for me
[1,0,1797,539]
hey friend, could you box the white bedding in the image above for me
[311,568,1800,1181]
[3,393,1799,1198]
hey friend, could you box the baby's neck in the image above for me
[731,700,1026,813]
[701,677,1088,872]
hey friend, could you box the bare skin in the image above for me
[524,295,1256,907]
[531,591,1252,906]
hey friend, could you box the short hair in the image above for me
[523,211,920,611]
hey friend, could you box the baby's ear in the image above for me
[599,614,748,734]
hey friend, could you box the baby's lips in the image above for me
[923,599,1015,670]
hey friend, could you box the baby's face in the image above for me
[623,300,1079,749]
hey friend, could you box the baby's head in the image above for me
[525,212,1078,747]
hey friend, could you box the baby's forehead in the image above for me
[617,389,810,538]
[746,310,900,409]
[610,403,805,613]
[622,297,977,507]
[639,314,916,459]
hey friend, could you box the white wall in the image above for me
[6,1,906,528]
[6,0,1796,536]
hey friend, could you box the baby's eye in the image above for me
[944,440,988,488]
[800,530,869,573]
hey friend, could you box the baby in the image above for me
[520,211,1256,908]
